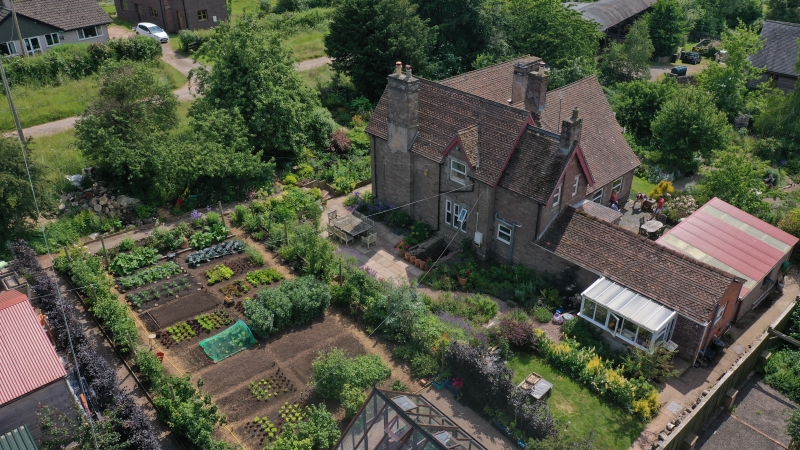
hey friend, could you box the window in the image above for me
[581,300,597,319]
[150,6,159,16]
[572,175,580,197]
[0,41,17,55]
[591,188,604,204]
[450,159,467,184]
[78,26,103,39]
[23,37,41,55]
[612,177,623,195]
[136,3,142,14]
[497,223,512,244]
[714,304,726,324]
[445,200,453,225]
[198,9,208,20]
[122,0,129,9]
[44,33,60,46]
[552,184,562,207]
[453,204,467,232]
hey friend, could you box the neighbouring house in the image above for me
[113,0,227,33]
[657,197,798,323]
[566,0,657,44]
[0,289,73,442]
[748,20,800,92]
[536,207,743,362]
[0,0,111,56]
[333,389,487,450]
[366,57,639,265]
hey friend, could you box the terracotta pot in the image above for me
[180,238,189,249]
[404,252,411,262]
[416,259,424,269]
[409,256,417,264]
[398,249,406,257]
[458,276,468,286]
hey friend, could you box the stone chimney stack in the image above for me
[511,60,540,104]
[525,61,549,114]
[386,61,419,153]
[559,108,582,154]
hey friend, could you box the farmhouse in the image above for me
[113,0,227,33]
[0,289,73,441]
[366,57,639,266]
[748,20,800,92]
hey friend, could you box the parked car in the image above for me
[135,23,169,44]
[681,51,701,65]
[670,65,688,76]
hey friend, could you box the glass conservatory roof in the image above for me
[583,277,676,332]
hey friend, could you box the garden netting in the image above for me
[199,320,257,362]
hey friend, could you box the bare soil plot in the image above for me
[143,291,221,330]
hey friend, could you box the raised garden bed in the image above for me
[186,240,244,268]
[125,274,199,309]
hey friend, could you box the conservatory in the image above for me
[579,278,677,353]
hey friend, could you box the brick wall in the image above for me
[115,0,226,32]
[183,0,228,30]
[672,315,705,362]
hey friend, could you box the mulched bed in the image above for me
[143,291,221,329]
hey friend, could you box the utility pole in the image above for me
[10,0,26,58]
[0,55,25,146]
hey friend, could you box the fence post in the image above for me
[64,246,72,261]
[99,235,109,269]
[218,201,226,227]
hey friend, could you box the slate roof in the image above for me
[750,20,800,77]
[14,0,111,31]
[366,79,529,185]
[565,0,657,31]
[497,126,572,203]
[537,207,737,323]
[440,56,541,104]
[0,290,66,406]
[531,76,639,194]
[0,8,10,24]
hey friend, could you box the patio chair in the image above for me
[327,210,338,223]
[362,231,377,249]
[336,229,353,246]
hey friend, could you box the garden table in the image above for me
[332,214,373,239]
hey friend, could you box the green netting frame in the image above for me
[199,319,257,362]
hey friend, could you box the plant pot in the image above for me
[409,256,417,264]
[404,252,411,262]
[458,276,468,286]
[398,249,405,257]
[180,238,189,249]
[416,260,425,269]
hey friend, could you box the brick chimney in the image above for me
[386,61,419,153]
[525,62,549,114]
[559,108,582,154]
[511,60,540,104]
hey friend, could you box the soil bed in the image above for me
[125,274,201,311]
[143,291,221,330]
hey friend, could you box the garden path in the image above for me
[324,185,426,283]
[632,272,800,450]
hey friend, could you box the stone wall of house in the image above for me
[672,314,705,362]
[410,153,440,226]
[372,136,413,212]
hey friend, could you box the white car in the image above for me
[135,23,169,44]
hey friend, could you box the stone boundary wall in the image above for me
[656,300,798,450]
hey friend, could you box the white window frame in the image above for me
[450,159,468,185]
[497,223,512,244]
[445,200,452,225]
[44,33,60,47]
[23,37,41,55]
[714,303,725,325]
[591,188,604,204]
[78,26,103,40]
[572,175,580,197]
[0,41,17,55]
[612,177,623,195]
[552,184,562,208]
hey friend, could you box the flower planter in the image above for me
[458,276,468,286]
[416,259,424,269]
[398,249,406,257]
[404,252,411,262]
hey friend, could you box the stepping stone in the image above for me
[666,400,683,415]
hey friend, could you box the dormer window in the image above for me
[450,160,468,184]
[553,184,562,208]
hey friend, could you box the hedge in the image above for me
[177,29,214,52]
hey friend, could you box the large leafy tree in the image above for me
[766,0,800,23]
[611,77,679,141]
[194,15,336,157]
[0,137,48,245]
[600,18,654,84]
[754,52,800,147]
[413,0,488,77]
[651,86,732,174]
[695,148,770,215]
[696,22,765,121]
[325,0,435,101]
[647,0,690,56]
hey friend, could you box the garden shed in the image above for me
[657,197,798,322]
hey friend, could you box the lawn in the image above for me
[27,129,86,191]
[631,175,657,199]
[230,0,260,17]
[298,63,333,88]
[508,353,644,450]
[286,28,328,61]
[1,62,186,132]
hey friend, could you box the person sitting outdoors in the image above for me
[633,192,647,210]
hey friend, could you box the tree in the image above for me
[696,21,765,121]
[611,78,679,141]
[39,405,134,450]
[194,15,336,158]
[0,138,47,245]
[651,86,732,174]
[754,51,800,146]
[766,0,800,23]
[647,0,690,57]
[325,0,435,101]
[600,18,654,84]
[547,57,598,90]
[413,0,488,77]
[694,148,770,216]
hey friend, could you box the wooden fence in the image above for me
[656,300,798,450]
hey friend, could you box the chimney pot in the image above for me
[404,65,413,77]
[572,107,579,120]
[395,61,402,76]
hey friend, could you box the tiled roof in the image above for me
[750,20,800,77]
[458,125,481,169]
[658,197,799,297]
[525,76,640,194]
[574,199,622,223]
[497,126,571,203]
[15,0,111,31]
[0,8,10,24]
[537,208,736,323]
[367,79,529,185]
[566,0,658,31]
[0,290,66,406]
[440,56,541,104]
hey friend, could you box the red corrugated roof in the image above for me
[658,198,799,297]
[0,289,66,406]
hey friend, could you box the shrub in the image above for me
[390,380,407,391]
[243,276,330,337]
[283,174,298,186]
[231,205,249,226]
[119,238,136,252]
[762,348,800,403]
[110,246,159,276]
[331,262,385,309]
[411,352,439,377]
[106,36,162,61]
[426,292,498,325]
[622,346,679,383]
[245,245,266,265]
[341,384,367,420]
[648,180,675,200]
[311,348,391,400]
[532,307,552,324]
[492,316,536,349]
[177,29,213,52]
